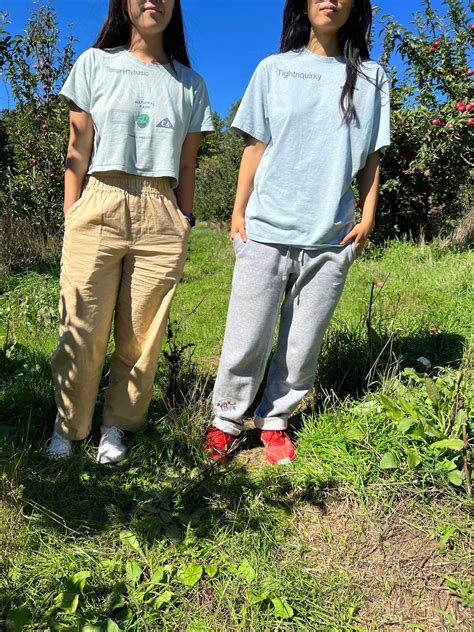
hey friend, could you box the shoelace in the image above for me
[47,432,71,453]
[100,427,124,445]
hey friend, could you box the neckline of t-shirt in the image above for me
[301,47,345,64]
[120,47,173,70]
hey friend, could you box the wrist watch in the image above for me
[182,212,196,228]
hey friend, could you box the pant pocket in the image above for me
[232,233,249,255]
[156,194,189,237]
[350,241,357,263]
[175,207,192,235]
[64,191,90,228]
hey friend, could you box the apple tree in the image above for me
[2,2,73,258]
[376,0,473,241]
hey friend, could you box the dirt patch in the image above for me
[290,496,473,630]
[237,446,269,469]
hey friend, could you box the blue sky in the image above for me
[1,0,469,115]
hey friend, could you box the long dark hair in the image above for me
[93,0,191,67]
[280,0,372,123]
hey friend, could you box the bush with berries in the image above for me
[376,0,473,242]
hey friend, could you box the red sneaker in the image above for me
[257,429,296,465]
[204,426,239,463]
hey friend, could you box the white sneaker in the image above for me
[46,430,72,458]
[97,426,127,464]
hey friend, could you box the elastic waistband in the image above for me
[84,172,173,196]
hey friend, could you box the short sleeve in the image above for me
[59,49,94,113]
[188,78,214,134]
[231,61,271,144]
[369,67,391,155]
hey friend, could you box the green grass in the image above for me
[0,227,473,630]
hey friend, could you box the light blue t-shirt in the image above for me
[60,47,214,187]
[231,48,391,247]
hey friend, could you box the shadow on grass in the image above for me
[2,431,300,543]
[0,342,300,543]
[316,327,465,400]
[0,324,466,543]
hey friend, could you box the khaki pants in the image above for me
[51,173,190,440]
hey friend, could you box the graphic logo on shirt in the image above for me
[278,69,321,80]
[106,66,149,77]
[135,113,150,129]
[156,117,175,129]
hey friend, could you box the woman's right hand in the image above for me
[63,198,79,216]
[230,213,247,242]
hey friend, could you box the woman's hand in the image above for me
[340,219,374,258]
[230,213,247,242]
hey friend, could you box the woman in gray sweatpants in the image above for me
[205,0,390,465]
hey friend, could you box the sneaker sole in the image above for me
[97,453,127,464]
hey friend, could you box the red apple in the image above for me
[455,102,466,112]
[446,123,454,129]
[468,118,474,125]
[431,118,442,126]
[466,103,474,111]
[466,69,474,76]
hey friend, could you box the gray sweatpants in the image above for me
[212,236,356,436]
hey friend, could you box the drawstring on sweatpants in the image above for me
[282,248,290,282]
[296,249,306,305]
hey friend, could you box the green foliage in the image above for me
[6,604,32,631]
[177,563,203,587]
[0,12,13,70]
[196,111,223,161]
[53,570,91,614]
[194,102,244,222]
[444,575,474,608]
[376,368,471,488]
[1,2,73,267]
[295,366,472,495]
[377,0,473,240]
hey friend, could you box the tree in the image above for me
[376,0,473,241]
[0,12,13,70]
[194,102,244,222]
[2,2,74,247]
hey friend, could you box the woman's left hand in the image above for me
[339,220,374,258]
